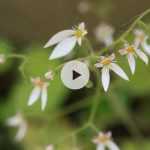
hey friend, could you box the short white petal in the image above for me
[119,48,128,55]
[41,86,48,111]
[77,38,82,46]
[110,63,129,80]
[79,22,85,30]
[142,39,150,55]
[15,123,27,142]
[95,63,103,68]
[49,36,77,60]
[107,141,120,150]
[46,145,54,150]
[102,67,110,92]
[97,144,105,150]
[28,87,41,106]
[127,54,136,74]
[136,49,149,64]
[44,30,74,48]
[6,116,20,127]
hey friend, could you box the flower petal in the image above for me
[136,49,149,64]
[95,63,103,68]
[15,123,27,142]
[41,86,48,111]
[107,141,120,150]
[77,37,82,46]
[127,54,136,74]
[97,144,105,150]
[110,63,129,80]
[44,30,74,48]
[49,36,77,60]
[119,48,127,55]
[6,115,20,127]
[142,37,150,55]
[102,67,110,92]
[28,87,41,106]
[79,22,85,30]
[46,145,54,150]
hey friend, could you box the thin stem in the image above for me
[89,123,99,133]
[138,20,150,31]
[7,54,29,80]
[97,8,150,54]
[84,38,95,56]
[88,70,100,123]
[48,97,92,123]
[55,123,89,146]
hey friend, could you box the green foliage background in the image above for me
[0,1,150,150]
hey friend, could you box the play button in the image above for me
[61,60,90,90]
[72,70,81,80]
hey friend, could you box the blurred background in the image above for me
[0,0,150,149]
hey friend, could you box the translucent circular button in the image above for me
[61,60,90,90]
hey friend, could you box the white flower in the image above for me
[77,1,91,14]
[44,70,54,80]
[0,54,6,64]
[6,113,27,142]
[134,29,150,55]
[28,77,49,111]
[119,44,148,74]
[46,145,54,150]
[93,132,120,150]
[94,23,115,46]
[44,22,88,60]
[95,53,129,92]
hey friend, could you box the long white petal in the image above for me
[134,38,141,48]
[136,49,149,64]
[142,39,150,55]
[110,63,129,80]
[15,123,27,142]
[41,86,48,111]
[49,36,77,59]
[127,54,136,74]
[107,141,120,150]
[44,30,74,48]
[28,87,41,106]
[97,144,105,150]
[102,67,110,92]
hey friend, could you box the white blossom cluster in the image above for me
[43,22,150,94]
[5,22,150,150]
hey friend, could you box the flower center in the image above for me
[101,58,112,65]
[98,135,110,144]
[126,46,135,53]
[74,29,84,38]
[34,79,45,88]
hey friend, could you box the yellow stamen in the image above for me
[74,29,83,38]
[126,46,135,53]
[101,58,112,65]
